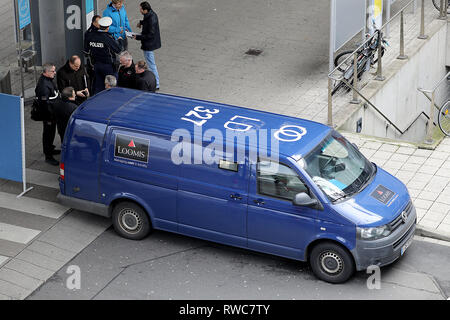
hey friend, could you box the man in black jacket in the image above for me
[133,1,161,90]
[56,55,90,105]
[118,51,136,89]
[51,87,78,143]
[35,63,60,166]
[135,60,156,92]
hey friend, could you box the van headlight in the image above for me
[357,225,391,240]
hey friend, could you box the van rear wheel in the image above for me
[310,242,355,284]
[112,202,151,240]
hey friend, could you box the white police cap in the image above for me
[99,17,113,28]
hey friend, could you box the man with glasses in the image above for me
[35,63,60,166]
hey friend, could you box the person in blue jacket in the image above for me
[103,0,132,50]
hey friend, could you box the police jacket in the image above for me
[103,2,132,40]
[135,10,161,52]
[85,29,122,65]
[56,60,89,104]
[136,70,156,93]
[35,74,59,121]
[118,63,137,89]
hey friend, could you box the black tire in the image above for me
[334,50,354,72]
[438,101,450,137]
[112,201,152,240]
[309,242,355,284]
[433,0,450,13]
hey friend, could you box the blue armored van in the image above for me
[58,88,416,283]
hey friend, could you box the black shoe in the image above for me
[52,149,61,155]
[45,157,59,166]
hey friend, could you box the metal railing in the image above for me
[327,0,437,133]
[418,70,450,143]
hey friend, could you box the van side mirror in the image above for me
[293,192,319,208]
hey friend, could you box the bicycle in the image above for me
[332,29,388,96]
[438,100,450,136]
[432,0,450,14]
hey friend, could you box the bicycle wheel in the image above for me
[438,101,450,136]
[334,50,354,72]
[433,0,450,13]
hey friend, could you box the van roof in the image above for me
[75,88,331,158]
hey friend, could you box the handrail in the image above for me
[337,76,435,135]
[418,71,450,93]
[418,70,450,143]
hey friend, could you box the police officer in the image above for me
[35,63,60,166]
[84,16,122,95]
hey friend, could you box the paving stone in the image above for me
[0,279,29,300]
[3,259,54,282]
[0,268,43,291]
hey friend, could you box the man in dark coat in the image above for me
[56,55,90,105]
[51,87,78,143]
[133,1,161,90]
[135,60,156,93]
[35,63,60,166]
[118,51,136,89]
[85,16,123,95]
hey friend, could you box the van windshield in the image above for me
[299,131,375,202]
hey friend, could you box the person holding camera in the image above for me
[57,55,90,105]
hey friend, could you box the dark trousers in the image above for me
[43,120,56,158]
[93,62,117,95]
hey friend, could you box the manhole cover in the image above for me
[245,48,263,56]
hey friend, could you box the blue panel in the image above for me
[18,0,31,30]
[0,94,22,183]
[86,0,94,13]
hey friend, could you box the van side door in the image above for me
[247,159,320,261]
[177,153,249,248]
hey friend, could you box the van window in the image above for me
[257,161,309,201]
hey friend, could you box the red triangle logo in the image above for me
[128,140,136,148]
[377,191,383,195]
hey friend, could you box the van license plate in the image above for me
[401,238,413,256]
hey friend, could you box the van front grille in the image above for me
[389,200,413,233]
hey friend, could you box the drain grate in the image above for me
[245,48,263,56]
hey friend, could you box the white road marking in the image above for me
[0,192,67,220]
[0,223,41,244]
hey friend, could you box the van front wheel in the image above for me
[310,242,355,284]
[112,202,151,240]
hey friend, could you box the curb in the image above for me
[415,224,450,243]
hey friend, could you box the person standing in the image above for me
[56,55,90,105]
[103,0,132,51]
[133,1,161,90]
[51,87,78,143]
[85,16,123,95]
[135,60,156,92]
[118,51,136,89]
[35,63,60,166]
[84,15,101,88]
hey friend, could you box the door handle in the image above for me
[253,199,265,205]
[230,194,243,200]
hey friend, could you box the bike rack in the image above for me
[327,0,437,137]
[418,71,450,144]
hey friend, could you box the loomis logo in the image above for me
[115,134,149,163]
